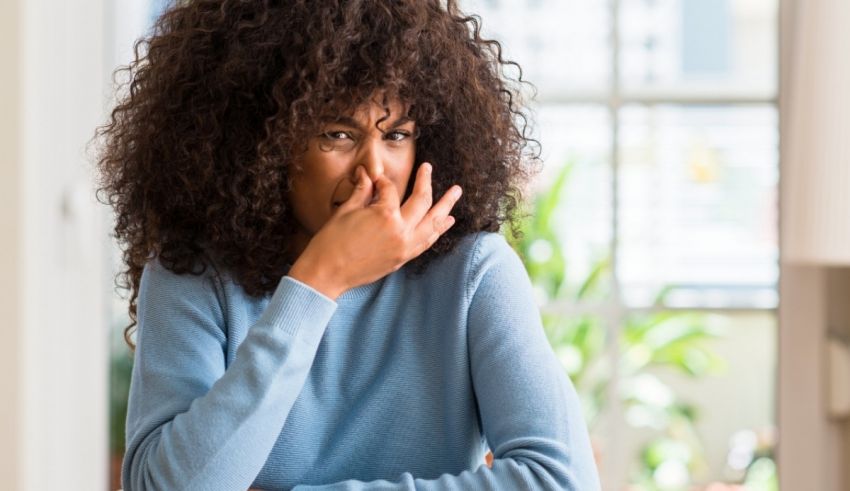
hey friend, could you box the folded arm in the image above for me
[292,234,601,490]
[122,262,338,491]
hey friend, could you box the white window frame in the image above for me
[519,1,781,488]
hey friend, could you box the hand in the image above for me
[288,162,462,299]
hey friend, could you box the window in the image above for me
[463,0,779,488]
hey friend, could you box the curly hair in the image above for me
[94,0,541,350]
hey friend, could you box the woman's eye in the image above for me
[321,131,351,140]
[385,130,411,142]
[317,130,357,152]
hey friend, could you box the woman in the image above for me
[95,1,601,489]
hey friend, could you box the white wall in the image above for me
[778,0,850,489]
[0,0,24,487]
[777,265,849,491]
[0,0,110,489]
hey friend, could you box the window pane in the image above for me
[617,105,779,308]
[542,312,610,428]
[619,0,778,98]
[615,311,777,490]
[524,104,612,303]
[462,0,611,96]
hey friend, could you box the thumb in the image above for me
[337,166,373,212]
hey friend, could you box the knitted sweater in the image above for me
[122,231,601,490]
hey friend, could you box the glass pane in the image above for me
[462,0,611,96]
[515,104,614,483]
[148,0,170,26]
[109,291,133,489]
[542,312,610,431]
[617,104,779,309]
[518,104,613,303]
[619,0,778,98]
[615,311,777,490]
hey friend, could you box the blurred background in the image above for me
[1,0,848,490]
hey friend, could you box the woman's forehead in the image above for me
[323,95,413,125]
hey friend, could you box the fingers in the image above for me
[337,166,373,213]
[412,182,462,249]
[338,161,460,257]
[373,173,401,209]
[400,162,433,224]
[426,184,462,225]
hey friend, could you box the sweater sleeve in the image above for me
[122,260,338,491]
[292,233,601,491]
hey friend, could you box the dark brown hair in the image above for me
[94,0,540,350]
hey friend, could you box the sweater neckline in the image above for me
[281,263,386,302]
[337,276,385,300]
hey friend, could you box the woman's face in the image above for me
[286,95,417,261]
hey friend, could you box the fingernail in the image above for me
[452,186,462,199]
[423,163,431,174]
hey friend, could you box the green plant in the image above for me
[717,427,777,491]
[110,327,134,456]
[503,160,726,488]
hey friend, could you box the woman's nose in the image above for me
[356,136,385,181]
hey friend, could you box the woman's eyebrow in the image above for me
[325,115,414,130]
[384,116,414,129]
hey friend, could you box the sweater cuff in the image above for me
[256,275,338,339]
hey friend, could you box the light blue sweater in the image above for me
[122,231,601,490]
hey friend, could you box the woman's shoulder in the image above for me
[459,230,524,273]
[470,229,518,258]
[422,231,501,274]
[443,230,516,263]
[140,256,229,311]
[426,230,526,301]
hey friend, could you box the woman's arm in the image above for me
[292,233,601,490]
[122,260,338,491]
